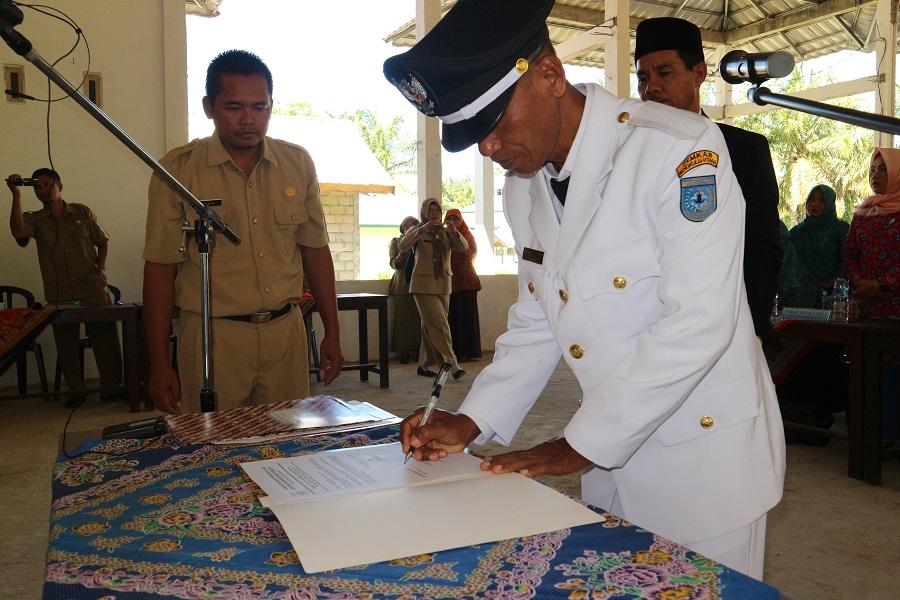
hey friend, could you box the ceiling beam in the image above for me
[726,0,876,45]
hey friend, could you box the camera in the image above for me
[9,177,38,186]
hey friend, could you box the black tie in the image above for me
[550,176,570,206]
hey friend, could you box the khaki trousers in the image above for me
[177,308,310,413]
[413,293,458,370]
[54,294,122,396]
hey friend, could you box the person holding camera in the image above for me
[398,197,468,380]
[6,168,122,404]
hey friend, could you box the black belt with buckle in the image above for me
[221,304,293,324]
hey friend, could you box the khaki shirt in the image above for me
[143,133,329,316]
[20,202,109,303]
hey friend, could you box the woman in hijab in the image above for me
[388,216,421,363]
[398,198,468,379]
[788,184,849,307]
[445,209,482,363]
[843,148,900,319]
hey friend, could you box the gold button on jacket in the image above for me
[617,111,630,123]
[613,276,627,289]
[527,281,535,294]
[569,344,584,359]
[700,415,714,429]
[559,289,568,303]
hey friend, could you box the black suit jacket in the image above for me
[716,122,782,344]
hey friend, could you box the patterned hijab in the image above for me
[419,197,445,280]
[855,147,900,217]
[445,208,475,272]
[790,184,849,283]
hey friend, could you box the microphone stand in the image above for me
[747,86,900,136]
[1,6,238,412]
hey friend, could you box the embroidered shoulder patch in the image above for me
[680,175,717,222]
[675,150,719,178]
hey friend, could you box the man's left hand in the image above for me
[480,437,591,478]
[318,332,344,385]
[91,268,108,290]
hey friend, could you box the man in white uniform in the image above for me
[384,0,785,579]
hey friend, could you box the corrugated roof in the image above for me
[384,0,883,71]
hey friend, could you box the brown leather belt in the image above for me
[221,304,293,324]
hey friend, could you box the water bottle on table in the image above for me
[832,277,849,323]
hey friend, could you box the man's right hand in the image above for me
[6,173,21,195]
[149,365,181,414]
[399,409,481,462]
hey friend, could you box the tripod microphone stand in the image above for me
[1,1,239,412]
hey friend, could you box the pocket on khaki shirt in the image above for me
[273,200,309,255]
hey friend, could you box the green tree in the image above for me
[273,100,317,117]
[734,70,872,226]
[342,109,416,175]
[442,177,475,209]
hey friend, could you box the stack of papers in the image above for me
[241,442,605,573]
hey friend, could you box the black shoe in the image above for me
[452,369,466,380]
[417,367,437,377]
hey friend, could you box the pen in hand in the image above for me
[404,363,452,464]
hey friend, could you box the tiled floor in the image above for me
[1,356,898,599]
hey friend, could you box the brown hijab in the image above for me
[420,197,446,280]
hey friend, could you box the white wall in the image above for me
[1,0,187,386]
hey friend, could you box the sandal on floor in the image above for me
[417,367,438,377]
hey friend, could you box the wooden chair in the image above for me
[0,285,49,395]
[53,285,122,391]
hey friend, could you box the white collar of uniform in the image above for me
[542,83,589,182]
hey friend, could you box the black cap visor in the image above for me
[440,83,517,153]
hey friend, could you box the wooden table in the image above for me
[53,303,144,413]
[774,318,900,484]
[306,293,389,388]
[45,417,780,599]
[0,305,55,381]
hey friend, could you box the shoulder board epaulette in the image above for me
[269,137,309,154]
[161,138,201,163]
[626,101,707,140]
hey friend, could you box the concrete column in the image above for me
[162,0,189,150]
[473,153,496,272]
[874,0,897,148]
[603,0,631,98]
[714,47,733,125]
[416,0,442,202]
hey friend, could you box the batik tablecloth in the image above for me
[45,424,779,599]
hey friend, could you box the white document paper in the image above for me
[241,442,605,574]
[265,473,605,574]
[241,442,487,506]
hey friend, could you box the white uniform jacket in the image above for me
[458,84,785,546]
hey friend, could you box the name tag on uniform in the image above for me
[522,247,544,264]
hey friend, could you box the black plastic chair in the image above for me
[53,285,122,392]
[0,285,49,395]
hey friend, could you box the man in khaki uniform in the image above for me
[143,50,343,414]
[7,168,122,403]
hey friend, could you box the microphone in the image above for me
[5,88,36,100]
[719,50,795,85]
